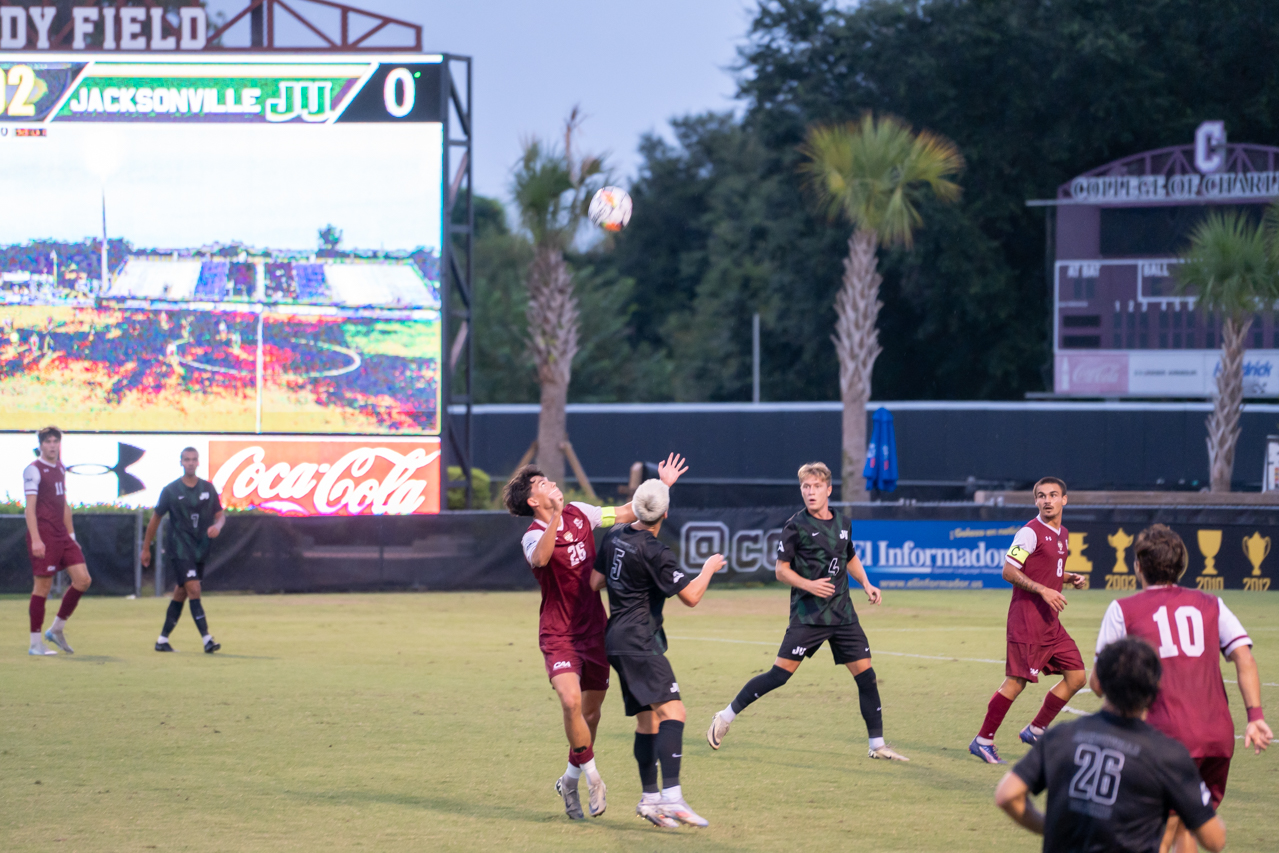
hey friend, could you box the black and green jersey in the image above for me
[777,508,858,626]
[156,477,223,563]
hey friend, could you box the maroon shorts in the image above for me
[1006,632,1085,682]
[1195,756,1230,809]
[28,535,86,577]
[541,637,610,692]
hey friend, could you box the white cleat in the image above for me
[584,771,607,817]
[707,711,732,750]
[869,744,910,761]
[658,795,709,827]
[45,628,74,654]
[554,773,585,820]
[28,640,58,656]
[636,800,679,828]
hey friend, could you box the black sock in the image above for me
[633,732,659,794]
[189,599,209,637]
[161,600,183,637]
[730,665,793,714]
[656,720,684,790]
[855,667,884,739]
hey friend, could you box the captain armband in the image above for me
[600,506,617,528]
[1007,545,1030,565]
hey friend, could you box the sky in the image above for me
[206,0,755,200]
[0,123,442,251]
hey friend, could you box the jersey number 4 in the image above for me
[1151,605,1205,658]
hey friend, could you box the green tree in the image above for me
[799,114,962,499]
[511,109,606,484]
[1176,210,1279,492]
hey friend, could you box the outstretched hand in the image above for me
[1245,719,1273,755]
[658,453,689,487]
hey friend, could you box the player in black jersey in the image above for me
[707,462,908,760]
[590,479,724,829]
[995,637,1226,853]
[141,447,225,653]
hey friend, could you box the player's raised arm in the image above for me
[615,453,688,525]
[676,553,724,608]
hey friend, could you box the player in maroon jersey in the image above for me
[502,453,688,821]
[23,426,92,656]
[970,477,1088,763]
[1093,524,1271,853]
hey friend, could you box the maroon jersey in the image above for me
[1004,516,1069,644]
[521,502,608,647]
[23,458,69,540]
[1097,586,1251,758]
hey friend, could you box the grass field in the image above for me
[2,588,1275,852]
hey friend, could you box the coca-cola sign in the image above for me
[1056,354,1128,395]
[210,438,441,516]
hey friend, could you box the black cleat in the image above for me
[204,638,221,654]
[155,641,177,652]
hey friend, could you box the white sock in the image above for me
[641,791,662,804]
[720,705,737,722]
[1029,724,1045,736]
[158,635,169,644]
[202,634,213,643]
[661,784,682,802]
[976,736,995,746]
[581,758,598,778]
[51,616,66,632]
[869,736,885,750]
[30,632,41,646]
[565,762,582,780]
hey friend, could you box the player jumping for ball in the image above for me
[590,478,723,828]
[503,453,688,821]
[970,477,1088,764]
[24,426,92,656]
[707,462,909,761]
[1093,524,1271,853]
[141,447,225,653]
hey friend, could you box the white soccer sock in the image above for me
[30,632,41,646]
[640,791,662,804]
[720,705,737,722]
[975,736,995,746]
[158,635,169,644]
[661,784,682,801]
[581,758,598,778]
[51,616,66,632]
[202,634,213,643]
[565,762,582,780]
[1029,724,1045,736]
[869,736,885,750]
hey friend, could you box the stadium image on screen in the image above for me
[0,54,444,436]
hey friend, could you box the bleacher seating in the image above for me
[194,261,229,300]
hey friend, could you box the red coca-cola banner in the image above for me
[209,438,441,516]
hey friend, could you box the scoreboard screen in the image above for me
[0,54,445,436]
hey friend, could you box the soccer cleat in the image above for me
[44,628,74,654]
[584,771,607,817]
[1018,724,1042,746]
[658,795,709,828]
[155,641,177,652]
[204,638,221,654]
[868,744,910,761]
[969,736,1007,764]
[636,800,679,828]
[28,640,58,656]
[706,711,732,750]
[554,774,585,820]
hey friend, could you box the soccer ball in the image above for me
[588,186,632,232]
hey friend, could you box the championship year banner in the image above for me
[0,432,441,516]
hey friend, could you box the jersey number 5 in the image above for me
[1151,605,1205,658]
[609,547,623,581]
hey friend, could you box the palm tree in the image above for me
[799,113,963,501]
[1176,209,1279,492]
[511,108,604,485]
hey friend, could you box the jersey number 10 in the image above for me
[1151,605,1205,659]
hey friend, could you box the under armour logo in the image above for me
[65,442,146,496]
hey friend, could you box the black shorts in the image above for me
[778,621,871,665]
[608,653,681,716]
[174,559,205,585]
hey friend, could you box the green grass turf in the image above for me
[2,588,1275,852]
